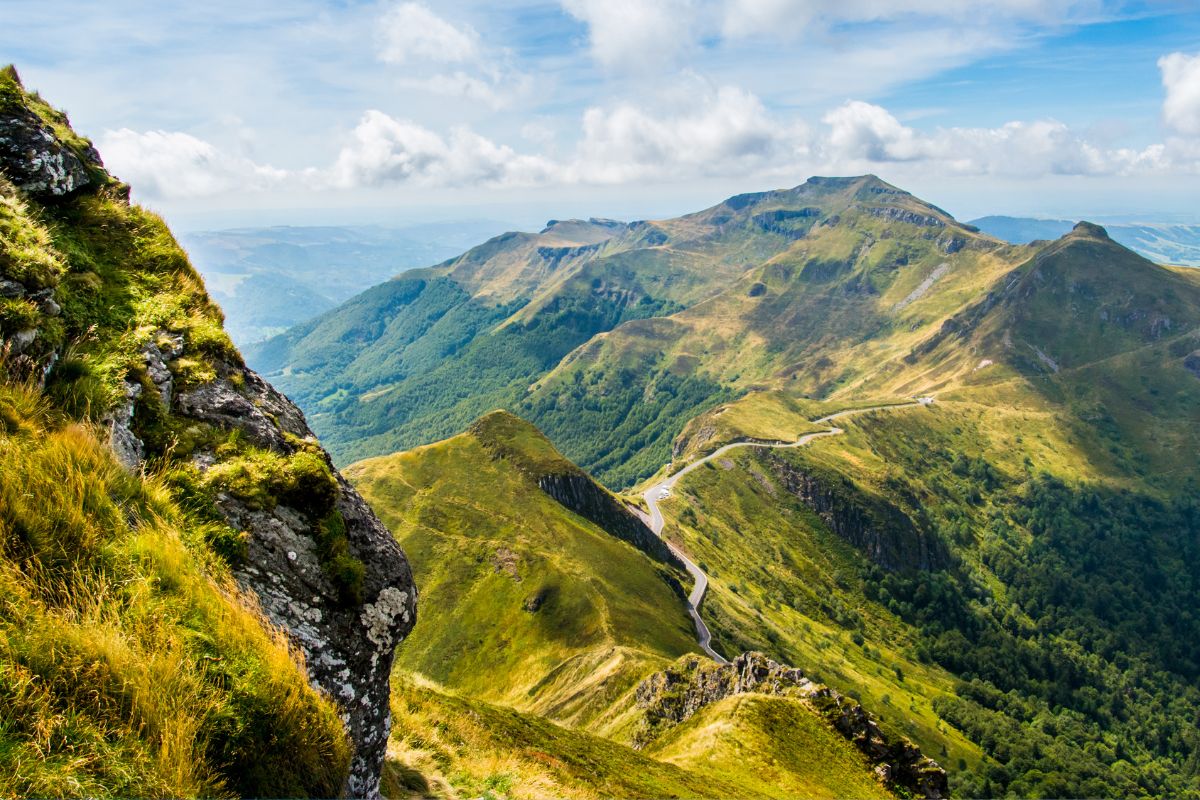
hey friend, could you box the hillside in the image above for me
[252,175,1000,485]
[181,221,513,345]
[0,66,416,797]
[348,411,938,798]
[320,175,1200,797]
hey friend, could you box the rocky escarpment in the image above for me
[0,68,415,799]
[763,451,946,572]
[634,652,949,799]
[470,410,682,568]
[537,472,680,566]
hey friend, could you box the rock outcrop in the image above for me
[764,452,946,572]
[0,68,416,799]
[0,67,100,197]
[635,652,949,799]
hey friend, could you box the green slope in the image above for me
[348,412,916,798]
[345,412,699,731]
[252,175,1010,487]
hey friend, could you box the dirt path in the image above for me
[637,397,934,662]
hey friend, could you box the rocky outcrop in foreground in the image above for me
[0,66,416,799]
[634,652,949,799]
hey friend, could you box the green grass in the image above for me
[646,694,894,800]
[346,424,698,729]
[384,675,768,800]
[0,384,350,798]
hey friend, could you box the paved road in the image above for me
[637,397,934,663]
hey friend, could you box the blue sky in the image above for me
[3,0,1199,230]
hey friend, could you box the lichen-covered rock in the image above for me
[635,652,949,799]
[174,365,417,799]
[0,90,98,197]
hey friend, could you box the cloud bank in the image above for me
[100,46,1200,200]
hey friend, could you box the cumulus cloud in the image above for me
[326,110,553,189]
[376,2,527,109]
[561,0,697,69]
[378,2,478,64]
[571,85,808,182]
[1160,51,1200,136]
[98,129,286,199]
[819,101,1176,177]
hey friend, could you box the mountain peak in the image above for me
[1069,221,1110,240]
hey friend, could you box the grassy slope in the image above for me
[0,68,351,797]
[384,676,766,800]
[345,419,698,732]
[349,414,906,799]
[645,694,893,800]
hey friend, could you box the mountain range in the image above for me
[4,64,1200,800]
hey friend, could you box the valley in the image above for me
[4,56,1200,800]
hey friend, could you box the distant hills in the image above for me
[970,215,1200,266]
[180,221,515,344]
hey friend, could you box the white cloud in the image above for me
[571,85,808,182]
[375,2,528,109]
[819,101,1179,177]
[561,0,697,70]
[378,2,478,64]
[99,128,286,199]
[326,109,553,189]
[1160,51,1200,136]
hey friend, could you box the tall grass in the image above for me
[0,383,350,797]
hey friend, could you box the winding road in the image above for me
[635,397,934,663]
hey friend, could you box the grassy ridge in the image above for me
[384,676,767,800]
[351,413,911,798]
[346,423,698,723]
[646,694,893,800]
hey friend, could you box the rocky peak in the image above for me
[0,66,103,198]
[1070,220,1110,239]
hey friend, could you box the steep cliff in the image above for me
[0,66,415,797]
[763,451,946,572]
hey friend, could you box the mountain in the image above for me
[0,66,415,797]
[971,215,1200,266]
[180,221,515,345]
[250,175,1019,486]
[258,161,1200,798]
[347,410,946,798]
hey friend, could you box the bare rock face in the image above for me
[635,652,949,799]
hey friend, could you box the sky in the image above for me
[3,0,1200,231]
